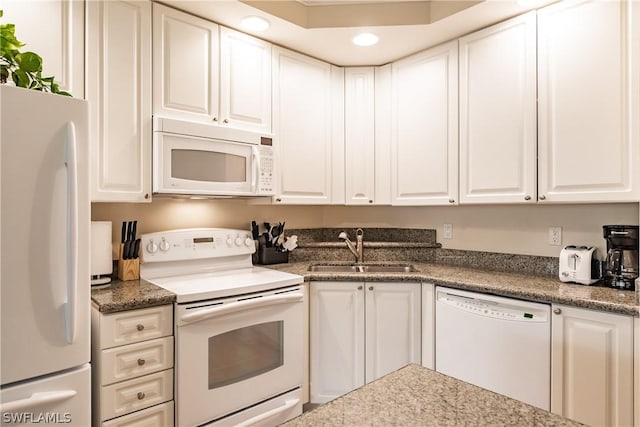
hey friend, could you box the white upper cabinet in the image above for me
[219,27,272,133]
[537,0,640,203]
[87,0,152,202]
[153,3,219,124]
[374,64,393,205]
[272,46,344,204]
[152,4,271,133]
[2,0,84,98]
[391,41,459,206]
[345,67,375,205]
[459,12,537,204]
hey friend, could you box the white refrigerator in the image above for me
[0,85,91,425]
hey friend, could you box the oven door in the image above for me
[175,286,304,427]
[153,131,259,196]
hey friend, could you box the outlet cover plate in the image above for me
[444,223,453,239]
[549,227,562,246]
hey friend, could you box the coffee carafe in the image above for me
[603,225,639,290]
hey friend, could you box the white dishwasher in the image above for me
[435,286,550,410]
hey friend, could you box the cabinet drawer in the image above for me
[101,337,174,385]
[101,369,173,421]
[102,401,174,427]
[100,305,173,349]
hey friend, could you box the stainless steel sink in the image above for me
[308,264,415,273]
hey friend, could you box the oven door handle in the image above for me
[178,291,303,326]
[234,398,300,427]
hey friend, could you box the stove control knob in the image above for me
[159,239,170,252]
[226,236,233,247]
[235,236,244,246]
[245,237,254,247]
[146,240,158,254]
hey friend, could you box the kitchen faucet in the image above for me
[338,228,364,263]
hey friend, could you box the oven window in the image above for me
[171,149,246,182]
[208,321,283,389]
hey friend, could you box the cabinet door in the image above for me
[152,3,219,124]
[219,27,271,133]
[551,304,634,426]
[459,12,537,204]
[310,282,364,404]
[2,0,84,98]
[365,282,421,383]
[272,47,344,204]
[538,0,640,202]
[391,41,458,206]
[87,0,152,203]
[345,67,375,205]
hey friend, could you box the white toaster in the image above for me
[559,246,602,285]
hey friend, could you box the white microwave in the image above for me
[152,117,274,197]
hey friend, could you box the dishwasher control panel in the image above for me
[436,291,548,322]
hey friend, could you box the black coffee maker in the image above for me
[602,225,639,290]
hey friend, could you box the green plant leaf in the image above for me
[12,68,29,87]
[15,52,42,73]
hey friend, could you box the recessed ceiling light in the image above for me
[352,33,379,47]
[241,16,270,32]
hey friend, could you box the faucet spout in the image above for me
[338,229,364,263]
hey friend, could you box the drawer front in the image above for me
[100,305,173,349]
[102,401,174,427]
[101,369,173,421]
[101,337,174,385]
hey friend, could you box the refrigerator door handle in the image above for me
[65,122,78,344]
[0,390,77,414]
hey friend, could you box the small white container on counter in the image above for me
[91,221,112,285]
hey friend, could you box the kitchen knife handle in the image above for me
[131,220,137,241]
[133,239,141,259]
[121,222,126,244]
[65,122,78,345]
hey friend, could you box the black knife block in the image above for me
[256,245,289,265]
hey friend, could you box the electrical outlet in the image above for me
[443,224,453,239]
[548,227,562,246]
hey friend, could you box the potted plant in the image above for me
[0,10,70,96]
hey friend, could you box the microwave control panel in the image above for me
[258,144,274,195]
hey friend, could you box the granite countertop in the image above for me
[282,364,583,427]
[270,261,640,317]
[91,278,175,313]
[90,261,639,316]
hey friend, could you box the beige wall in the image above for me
[92,199,639,258]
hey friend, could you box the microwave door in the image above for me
[154,133,254,196]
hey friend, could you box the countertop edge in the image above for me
[270,262,640,317]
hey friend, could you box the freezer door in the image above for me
[0,364,90,426]
[0,86,90,385]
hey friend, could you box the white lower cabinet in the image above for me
[551,304,634,427]
[92,305,174,426]
[310,281,421,403]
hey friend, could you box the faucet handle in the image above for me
[356,228,364,241]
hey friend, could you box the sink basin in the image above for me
[308,264,415,273]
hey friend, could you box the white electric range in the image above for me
[140,228,304,427]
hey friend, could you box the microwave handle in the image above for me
[251,146,260,193]
[178,291,303,326]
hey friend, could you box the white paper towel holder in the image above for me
[91,221,113,286]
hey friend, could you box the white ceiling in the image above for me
[158,0,555,66]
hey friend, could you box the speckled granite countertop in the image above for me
[270,261,640,317]
[91,278,175,313]
[282,364,583,427]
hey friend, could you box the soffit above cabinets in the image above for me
[156,0,556,66]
